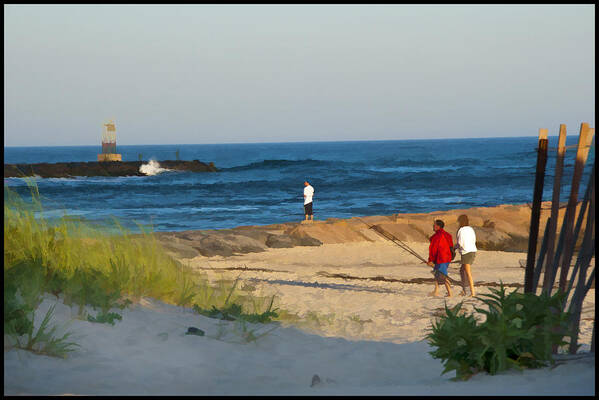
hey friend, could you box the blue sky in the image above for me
[4,4,595,146]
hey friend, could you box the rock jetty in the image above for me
[4,160,218,178]
[154,201,586,258]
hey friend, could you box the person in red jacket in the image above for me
[427,219,454,297]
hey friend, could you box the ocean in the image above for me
[4,137,595,232]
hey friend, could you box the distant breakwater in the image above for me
[4,160,218,178]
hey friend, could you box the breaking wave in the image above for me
[139,160,170,176]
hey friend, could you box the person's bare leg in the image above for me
[459,266,467,296]
[305,214,309,221]
[460,264,466,296]
[444,277,452,297]
[463,264,475,296]
[429,280,440,297]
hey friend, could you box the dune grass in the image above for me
[4,180,281,355]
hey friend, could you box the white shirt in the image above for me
[303,185,314,205]
[455,226,477,255]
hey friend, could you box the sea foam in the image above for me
[139,160,170,176]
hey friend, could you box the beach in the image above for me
[4,204,595,395]
[5,3,596,396]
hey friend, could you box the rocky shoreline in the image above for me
[155,201,585,260]
[4,160,218,178]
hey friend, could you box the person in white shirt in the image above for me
[454,214,478,297]
[303,181,314,222]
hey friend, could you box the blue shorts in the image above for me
[434,262,450,278]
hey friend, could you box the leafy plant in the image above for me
[4,284,35,337]
[87,311,123,326]
[175,273,197,307]
[233,319,279,344]
[193,276,278,323]
[11,304,79,358]
[193,299,278,323]
[4,259,45,336]
[426,284,572,380]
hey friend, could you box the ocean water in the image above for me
[4,137,595,232]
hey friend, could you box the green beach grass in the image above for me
[4,180,284,355]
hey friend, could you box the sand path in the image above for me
[187,241,595,345]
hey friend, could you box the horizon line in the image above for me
[3,134,556,148]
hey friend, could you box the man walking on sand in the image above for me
[427,219,454,297]
[455,214,478,297]
[303,181,314,222]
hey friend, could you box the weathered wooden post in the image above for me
[565,162,595,354]
[565,163,595,295]
[524,129,548,293]
[542,124,567,294]
[532,217,551,292]
[558,124,594,292]
[546,176,592,293]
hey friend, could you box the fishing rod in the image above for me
[356,218,462,266]
[356,218,428,264]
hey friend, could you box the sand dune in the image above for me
[4,292,595,395]
[5,203,594,395]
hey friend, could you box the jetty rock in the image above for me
[155,202,587,259]
[4,160,218,178]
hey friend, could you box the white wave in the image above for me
[189,206,260,212]
[139,160,170,176]
[367,166,459,173]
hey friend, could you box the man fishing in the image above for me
[303,181,314,222]
[427,219,454,297]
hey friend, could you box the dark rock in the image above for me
[232,229,271,243]
[310,374,321,387]
[197,236,235,257]
[185,327,205,336]
[196,234,266,257]
[265,234,294,248]
[159,240,200,259]
[289,233,323,247]
[4,160,217,178]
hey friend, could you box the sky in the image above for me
[3,4,595,146]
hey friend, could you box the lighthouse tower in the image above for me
[97,120,122,162]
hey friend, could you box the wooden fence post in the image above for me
[565,163,595,296]
[532,217,551,292]
[524,129,549,293]
[558,125,595,292]
[542,124,567,293]
[546,173,593,294]
[566,174,595,354]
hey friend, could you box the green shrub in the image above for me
[88,311,123,326]
[4,265,78,358]
[4,282,35,337]
[426,284,572,381]
[16,304,79,358]
[193,302,279,323]
[193,279,279,324]
[4,258,45,336]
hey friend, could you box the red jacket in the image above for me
[428,228,453,264]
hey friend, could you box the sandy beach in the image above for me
[4,204,595,395]
[5,3,595,396]
[186,241,595,346]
